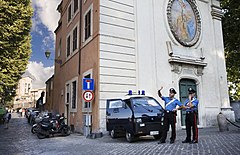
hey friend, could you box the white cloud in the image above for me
[31,16,43,35]
[25,61,54,89]
[32,0,61,33]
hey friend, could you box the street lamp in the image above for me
[45,50,62,64]
[45,50,51,59]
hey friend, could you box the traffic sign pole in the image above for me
[83,90,94,137]
[82,78,94,137]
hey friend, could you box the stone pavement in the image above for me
[0,113,240,155]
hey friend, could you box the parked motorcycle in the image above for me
[31,116,42,134]
[36,115,70,139]
[31,113,49,134]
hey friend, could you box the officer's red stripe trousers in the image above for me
[194,113,198,141]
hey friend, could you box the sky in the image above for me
[24,0,61,89]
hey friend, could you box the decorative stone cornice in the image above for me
[166,41,207,67]
[169,57,207,67]
[211,4,224,21]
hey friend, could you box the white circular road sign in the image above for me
[83,91,94,102]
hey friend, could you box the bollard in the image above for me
[217,112,229,132]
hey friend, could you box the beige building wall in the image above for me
[13,76,33,109]
[13,75,46,110]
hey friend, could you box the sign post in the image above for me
[82,78,94,137]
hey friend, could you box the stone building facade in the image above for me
[53,0,234,134]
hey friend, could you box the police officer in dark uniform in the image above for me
[182,88,199,144]
[158,87,183,144]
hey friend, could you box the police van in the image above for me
[106,90,164,142]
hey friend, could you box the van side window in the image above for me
[109,100,123,109]
[124,99,131,108]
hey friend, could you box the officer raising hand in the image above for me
[158,87,183,144]
[182,88,199,144]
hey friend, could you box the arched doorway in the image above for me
[179,79,197,126]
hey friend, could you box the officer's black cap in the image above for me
[169,88,177,94]
[188,88,196,94]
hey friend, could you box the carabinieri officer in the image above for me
[158,87,183,144]
[182,88,199,144]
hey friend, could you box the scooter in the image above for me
[36,116,70,139]
[31,115,44,134]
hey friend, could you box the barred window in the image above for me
[71,81,77,109]
[73,27,78,51]
[74,0,78,13]
[84,10,91,40]
[67,35,71,57]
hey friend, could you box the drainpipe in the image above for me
[78,0,83,75]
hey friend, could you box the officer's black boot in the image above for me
[158,133,166,144]
[182,139,191,143]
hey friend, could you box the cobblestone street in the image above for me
[0,113,240,155]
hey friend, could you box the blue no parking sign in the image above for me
[82,78,94,91]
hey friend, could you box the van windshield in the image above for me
[132,98,163,113]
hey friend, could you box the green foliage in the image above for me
[0,0,33,104]
[221,0,240,100]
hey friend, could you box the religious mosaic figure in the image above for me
[171,0,197,43]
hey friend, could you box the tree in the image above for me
[221,0,240,100]
[0,0,33,104]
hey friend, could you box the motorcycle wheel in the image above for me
[37,132,46,139]
[31,126,37,134]
[61,126,71,136]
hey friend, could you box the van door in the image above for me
[106,99,132,131]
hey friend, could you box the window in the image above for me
[67,35,71,57]
[71,81,77,109]
[84,10,91,40]
[74,0,79,13]
[66,23,79,58]
[84,102,91,109]
[73,26,78,52]
[48,82,51,97]
[109,100,124,109]
[68,4,72,22]
[25,83,27,94]
[28,84,30,93]
[65,77,78,112]
[68,0,79,23]
[58,39,61,57]
[83,114,91,126]
[66,84,70,104]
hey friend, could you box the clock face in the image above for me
[167,0,201,47]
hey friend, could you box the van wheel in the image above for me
[110,129,117,138]
[126,131,136,143]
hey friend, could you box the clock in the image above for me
[167,0,201,47]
